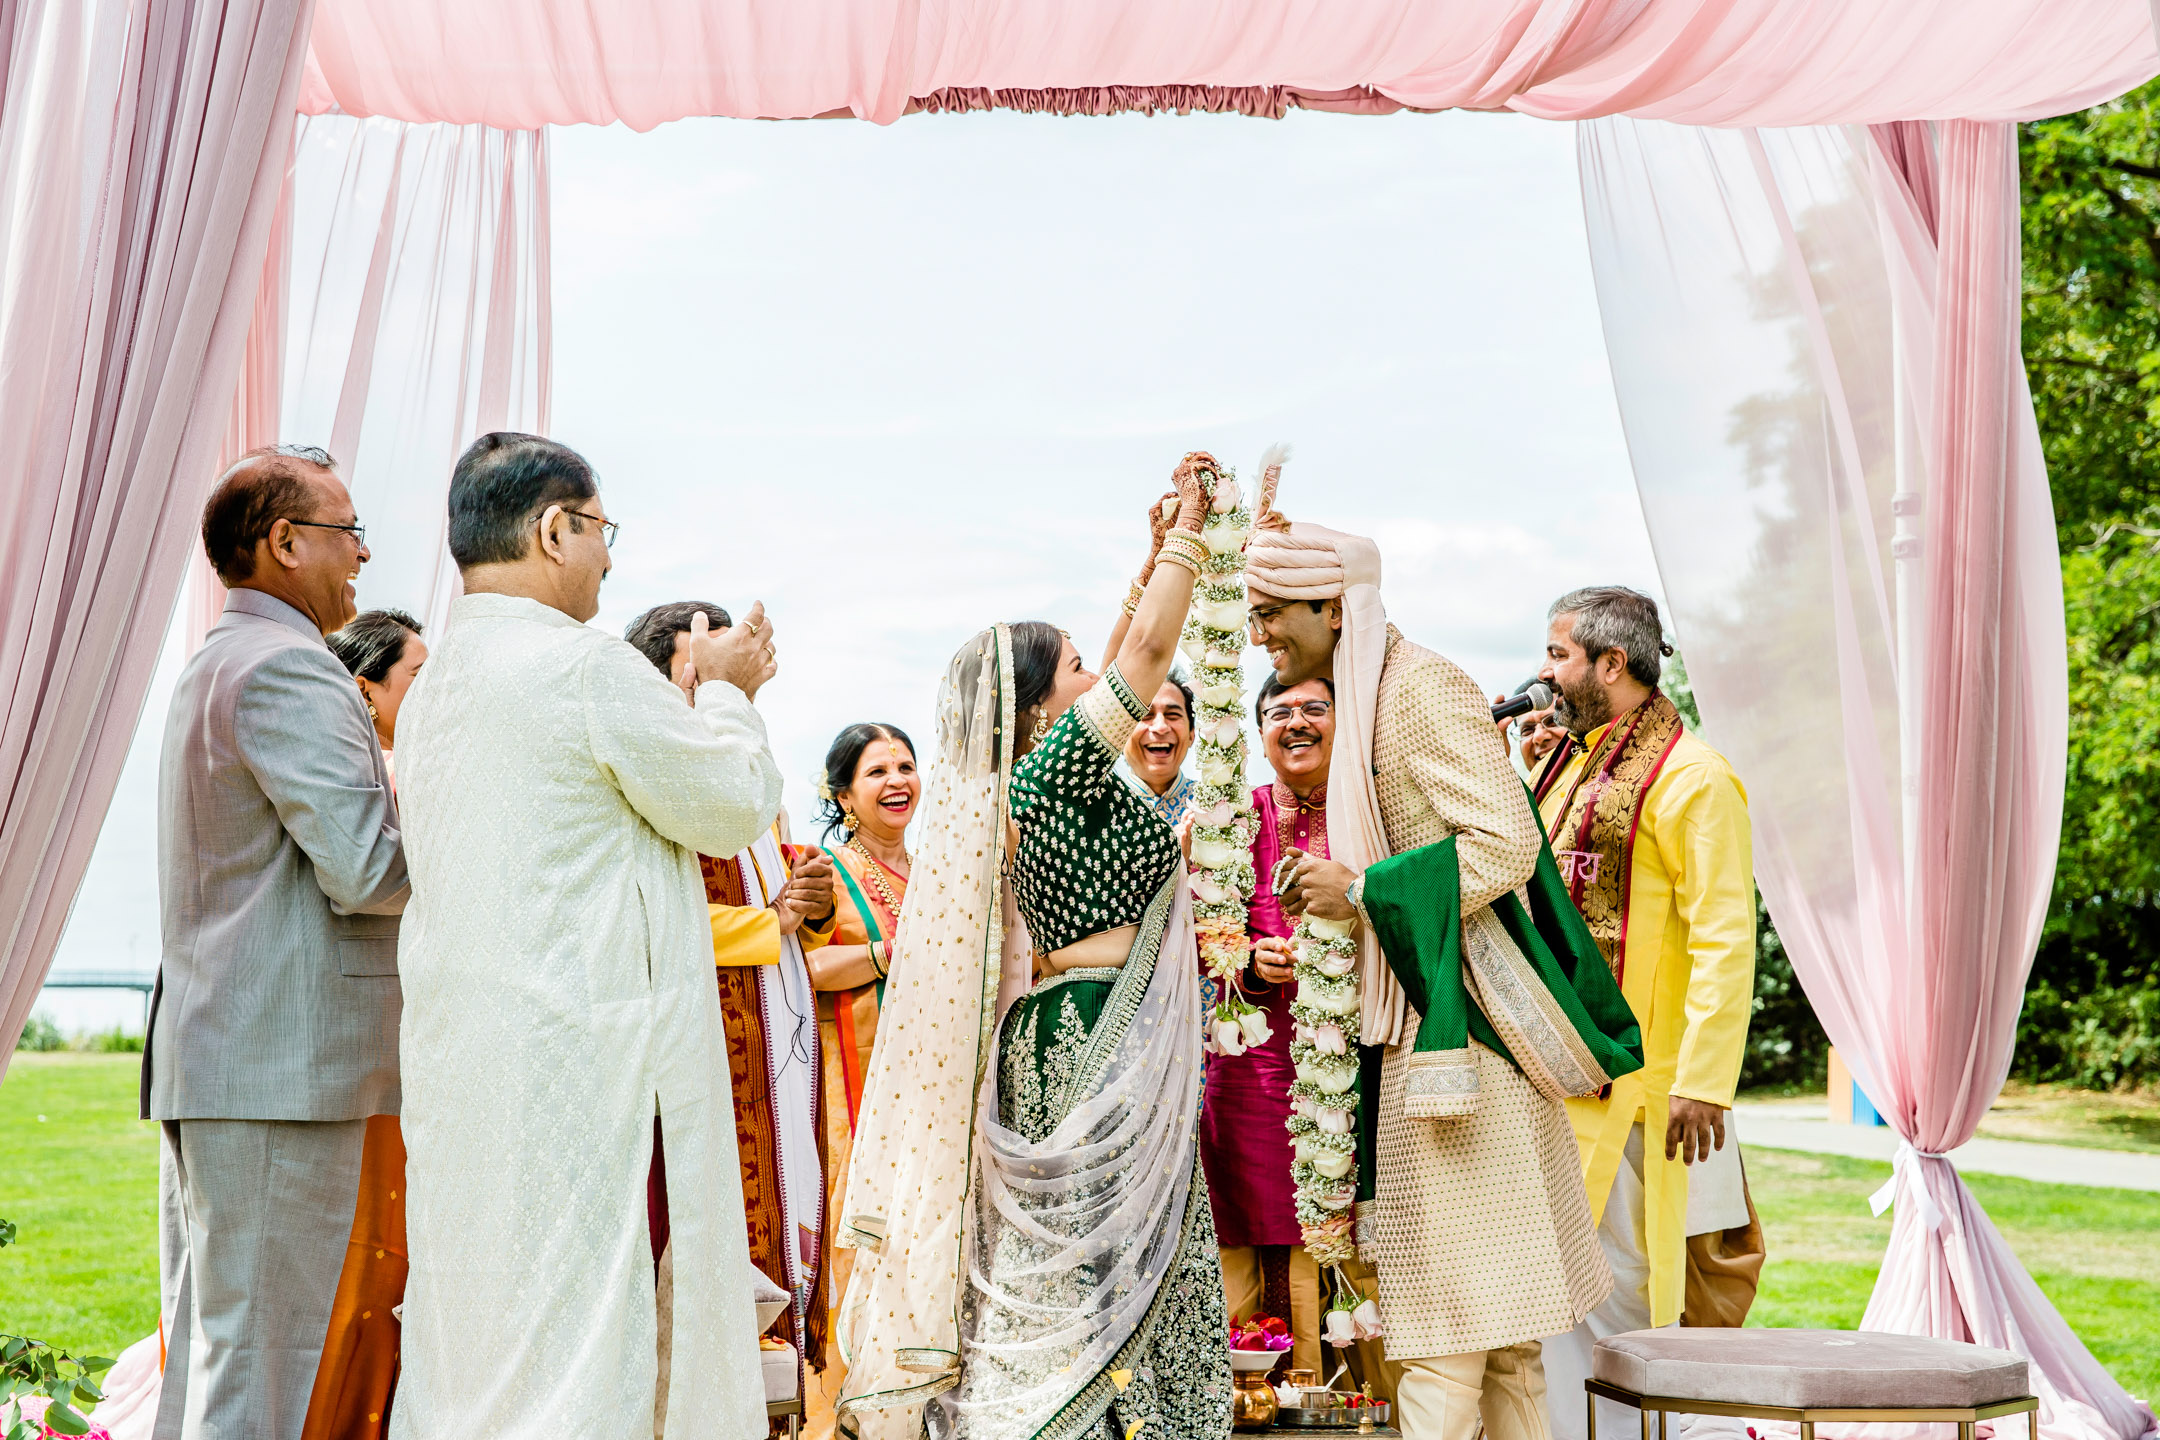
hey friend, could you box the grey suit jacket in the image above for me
[143,588,409,1122]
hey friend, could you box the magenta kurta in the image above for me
[1199,783,1326,1248]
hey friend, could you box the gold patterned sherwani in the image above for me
[1367,627,1611,1360]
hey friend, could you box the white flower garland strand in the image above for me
[1175,461,1267,1055]
[1288,912,1361,1266]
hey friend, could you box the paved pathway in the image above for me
[1732,1104,2160,1193]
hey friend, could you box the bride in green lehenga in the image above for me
[835,457,1233,1440]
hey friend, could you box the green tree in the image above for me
[2020,84,2160,1088]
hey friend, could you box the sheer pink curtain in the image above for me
[289,0,2157,129]
[0,0,317,1066]
[179,117,550,656]
[185,185,294,650]
[278,116,550,637]
[1579,119,2150,1440]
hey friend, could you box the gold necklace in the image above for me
[847,836,908,917]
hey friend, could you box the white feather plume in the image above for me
[1255,441,1293,515]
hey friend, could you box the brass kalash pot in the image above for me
[1229,1350,1284,1429]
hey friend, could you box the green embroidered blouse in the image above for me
[1009,663,1181,955]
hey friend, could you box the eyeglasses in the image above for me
[1261,700,1333,725]
[288,519,366,547]
[550,507,619,549]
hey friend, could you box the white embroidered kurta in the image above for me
[391,592,784,1440]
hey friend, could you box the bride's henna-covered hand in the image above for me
[1167,452,1218,534]
[1144,489,1177,566]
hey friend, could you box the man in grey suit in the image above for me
[144,444,408,1440]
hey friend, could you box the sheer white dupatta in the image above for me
[837,626,1017,1440]
[935,874,1203,1440]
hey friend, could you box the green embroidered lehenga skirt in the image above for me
[980,968,1231,1440]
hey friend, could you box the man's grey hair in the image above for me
[1549,586,1670,688]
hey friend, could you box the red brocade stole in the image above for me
[1531,694,1685,985]
[702,851,830,1370]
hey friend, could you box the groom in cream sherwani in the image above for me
[392,432,784,1440]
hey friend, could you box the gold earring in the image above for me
[1029,711,1050,744]
[361,686,378,722]
[843,808,860,831]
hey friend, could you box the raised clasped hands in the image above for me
[1278,846,1359,923]
[684,603,779,703]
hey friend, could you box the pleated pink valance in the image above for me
[297,0,2160,130]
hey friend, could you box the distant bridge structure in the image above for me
[41,969,155,1030]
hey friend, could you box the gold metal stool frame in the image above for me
[1585,1376,2039,1440]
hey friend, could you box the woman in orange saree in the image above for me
[303,611,428,1440]
[802,723,917,1434]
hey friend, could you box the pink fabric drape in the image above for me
[278,116,550,637]
[1579,119,2151,1440]
[289,0,2159,130]
[185,182,293,651]
[181,116,550,655]
[0,0,318,1065]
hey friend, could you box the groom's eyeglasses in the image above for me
[1262,700,1333,725]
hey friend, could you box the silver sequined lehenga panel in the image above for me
[936,879,1231,1440]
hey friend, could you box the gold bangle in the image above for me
[870,940,890,978]
[1123,578,1147,616]
[1157,533,1206,570]
[1154,547,1201,577]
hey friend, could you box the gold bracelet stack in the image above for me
[1155,530,1207,576]
[1122,577,1148,616]
[870,939,889,978]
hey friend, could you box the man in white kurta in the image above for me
[391,431,785,1440]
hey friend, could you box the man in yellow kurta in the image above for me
[1517,587,1756,1440]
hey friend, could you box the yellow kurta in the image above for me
[1537,721,1754,1328]
[709,822,838,966]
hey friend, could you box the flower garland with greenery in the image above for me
[1287,911,1366,1271]
[1174,457,1268,1054]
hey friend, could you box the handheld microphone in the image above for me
[1491,679,1554,723]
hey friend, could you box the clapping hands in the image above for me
[682,604,779,703]
[771,848,835,936]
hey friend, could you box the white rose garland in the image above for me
[1170,465,1268,1057]
[1286,913,1362,1265]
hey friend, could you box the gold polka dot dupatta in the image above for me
[835,626,1016,1440]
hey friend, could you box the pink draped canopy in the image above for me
[3,3,2156,1437]
[290,0,2160,129]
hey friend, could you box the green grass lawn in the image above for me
[4,1055,2156,1406]
[1,1054,159,1360]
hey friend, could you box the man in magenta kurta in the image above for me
[1202,673,1336,1374]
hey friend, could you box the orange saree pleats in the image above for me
[301,1115,407,1440]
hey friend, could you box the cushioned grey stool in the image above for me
[1588,1330,2036,1440]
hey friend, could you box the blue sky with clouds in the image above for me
[42,105,1660,1030]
